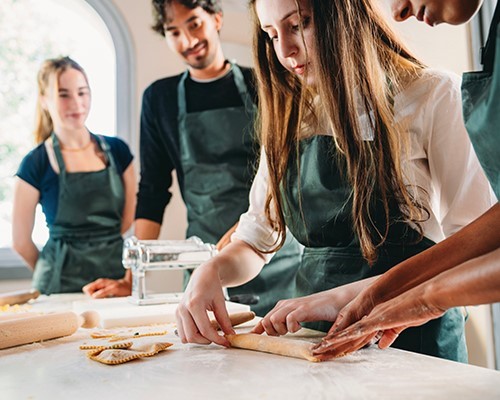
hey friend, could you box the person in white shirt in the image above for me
[175,0,495,362]
[311,0,500,360]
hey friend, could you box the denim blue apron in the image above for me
[281,135,467,362]
[177,63,301,316]
[461,3,500,197]
[32,133,125,294]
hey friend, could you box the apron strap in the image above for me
[95,134,116,170]
[230,62,256,114]
[94,134,124,199]
[481,2,500,72]
[176,61,256,116]
[177,70,190,117]
[51,133,67,177]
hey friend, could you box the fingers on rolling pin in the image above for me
[174,311,256,336]
[0,311,100,350]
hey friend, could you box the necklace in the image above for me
[60,138,93,152]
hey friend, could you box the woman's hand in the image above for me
[251,277,378,337]
[176,240,266,346]
[311,284,445,360]
[82,277,132,298]
[251,285,360,336]
[175,262,234,347]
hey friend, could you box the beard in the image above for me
[183,40,216,70]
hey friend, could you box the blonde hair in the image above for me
[34,56,88,144]
[250,0,428,264]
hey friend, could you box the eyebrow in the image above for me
[261,9,298,29]
[165,15,199,31]
[58,86,89,92]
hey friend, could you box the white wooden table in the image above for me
[1,294,500,400]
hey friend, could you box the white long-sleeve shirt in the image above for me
[233,69,496,262]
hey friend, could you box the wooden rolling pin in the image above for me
[174,311,256,336]
[0,289,40,306]
[0,310,99,350]
[210,311,256,330]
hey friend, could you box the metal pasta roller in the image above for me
[123,236,217,305]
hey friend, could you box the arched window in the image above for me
[0,0,134,277]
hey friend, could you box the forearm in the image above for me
[134,218,161,240]
[426,247,500,310]
[12,241,39,270]
[120,164,137,234]
[367,203,500,303]
[200,239,266,288]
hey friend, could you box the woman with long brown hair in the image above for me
[12,56,136,294]
[309,0,500,360]
[175,0,495,361]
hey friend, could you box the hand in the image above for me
[296,279,386,357]
[82,278,132,298]
[175,262,235,347]
[327,293,375,333]
[251,288,352,336]
[311,284,446,360]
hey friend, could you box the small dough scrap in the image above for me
[87,342,173,365]
[108,330,167,342]
[80,342,133,350]
[90,330,118,339]
[226,333,321,362]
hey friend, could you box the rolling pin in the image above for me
[174,311,256,336]
[0,310,99,350]
[0,289,40,306]
[210,311,256,330]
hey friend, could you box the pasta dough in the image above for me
[226,333,321,362]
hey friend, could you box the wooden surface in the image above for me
[1,294,500,400]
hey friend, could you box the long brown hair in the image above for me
[34,56,88,144]
[250,0,428,264]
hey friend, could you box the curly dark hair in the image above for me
[151,0,223,36]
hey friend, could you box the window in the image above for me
[0,0,134,276]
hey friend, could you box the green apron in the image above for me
[177,63,301,316]
[32,133,125,294]
[281,135,467,362]
[461,4,500,198]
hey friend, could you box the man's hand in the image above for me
[82,278,132,298]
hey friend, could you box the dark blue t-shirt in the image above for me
[16,134,133,227]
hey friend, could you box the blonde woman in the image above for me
[12,57,136,294]
[175,0,495,362]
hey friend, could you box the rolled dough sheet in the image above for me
[226,333,321,362]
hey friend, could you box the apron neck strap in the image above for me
[51,133,116,172]
[177,61,255,115]
[177,69,189,116]
[231,62,255,113]
[51,133,66,174]
[95,134,116,169]
[481,2,500,73]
